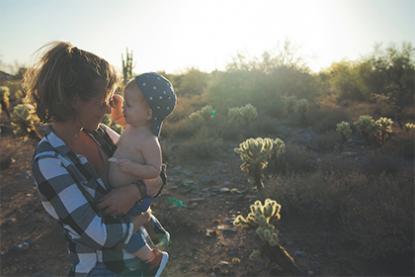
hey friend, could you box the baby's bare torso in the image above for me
[109,127,147,187]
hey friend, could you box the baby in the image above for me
[108,72,176,276]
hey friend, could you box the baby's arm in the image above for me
[115,137,162,180]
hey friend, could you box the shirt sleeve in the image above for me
[33,155,134,249]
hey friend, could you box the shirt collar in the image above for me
[44,125,73,156]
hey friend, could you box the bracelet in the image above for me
[135,181,147,199]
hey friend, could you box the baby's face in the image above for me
[123,82,152,126]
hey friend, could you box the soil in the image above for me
[0,134,413,276]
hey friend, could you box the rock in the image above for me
[199,175,215,184]
[213,261,232,275]
[227,248,239,257]
[3,217,16,227]
[189,197,205,202]
[205,228,218,237]
[294,250,305,258]
[182,169,192,176]
[0,155,15,170]
[173,165,182,171]
[230,188,242,194]
[223,217,234,225]
[217,224,237,237]
[10,239,33,252]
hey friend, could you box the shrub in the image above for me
[269,143,318,174]
[311,130,340,152]
[336,121,352,142]
[227,104,258,127]
[336,121,352,150]
[0,86,10,117]
[294,98,310,124]
[11,103,41,139]
[175,127,224,160]
[223,104,258,139]
[354,115,377,142]
[274,171,414,260]
[308,107,351,132]
[361,152,405,176]
[168,105,220,138]
[339,173,414,259]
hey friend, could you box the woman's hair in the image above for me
[24,41,119,122]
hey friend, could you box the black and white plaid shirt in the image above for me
[32,125,149,276]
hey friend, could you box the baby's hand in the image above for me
[116,158,135,173]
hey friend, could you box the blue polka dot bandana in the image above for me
[134,72,177,136]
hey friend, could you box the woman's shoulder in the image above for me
[33,135,59,161]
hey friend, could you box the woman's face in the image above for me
[74,80,113,131]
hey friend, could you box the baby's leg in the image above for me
[131,228,169,276]
[134,243,155,262]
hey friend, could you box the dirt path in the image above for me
[1,136,406,276]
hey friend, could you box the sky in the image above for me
[1,0,414,74]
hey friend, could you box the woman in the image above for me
[25,41,168,276]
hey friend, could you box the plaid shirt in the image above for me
[32,125,150,276]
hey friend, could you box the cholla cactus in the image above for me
[0,86,11,119]
[234,199,282,246]
[227,104,258,126]
[336,121,352,140]
[336,121,352,150]
[234,137,274,192]
[183,105,217,134]
[282,95,297,114]
[189,105,215,123]
[374,117,393,145]
[11,103,41,138]
[354,115,376,142]
[272,138,285,157]
[404,122,415,132]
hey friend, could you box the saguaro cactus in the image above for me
[122,48,134,84]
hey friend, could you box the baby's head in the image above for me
[124,72,176,136]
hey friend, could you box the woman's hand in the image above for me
[132,211,152,231]
[110,94,126,127]
[97,184,140,216]
[144,177,163,197]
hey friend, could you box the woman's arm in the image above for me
[33,155,146,252]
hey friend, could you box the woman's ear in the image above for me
[71,96,82,113]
